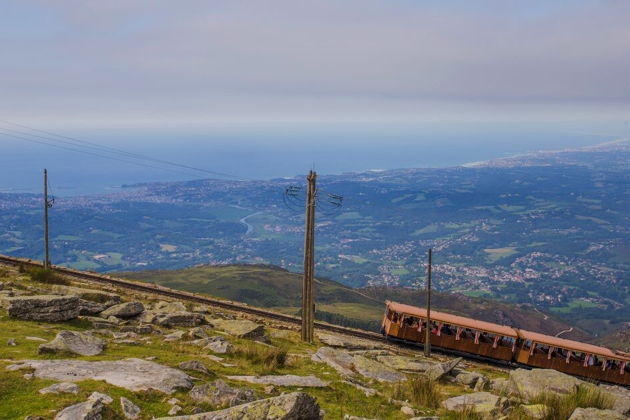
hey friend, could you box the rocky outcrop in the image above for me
[189,379,255,408]
[203,336,233,354]
[154,301,188,312]
[178,360,211,375]
[599,384,630,416]
[508,368,583,401]
[317,333,379,350]
[38,330,105,356]
[39,382,80,395]
[207,319,265,339]
[442,391,508,417]
[227,374,329,387]
[424,357,462,381]
[120,397,141,419]
[312,346,356,376]
[352,355,406,382]
[7,358,193,394]
[6,295,79,321]
[376,355,435,373]
[158,392,322,420]
[100,302,144,318]
[54,392,112,420]
[143,311,205,327]
[568,407,627,420]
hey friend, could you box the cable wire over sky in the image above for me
[0,119,247,181]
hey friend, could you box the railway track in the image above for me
[0,254,387,344]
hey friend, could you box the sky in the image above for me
[1,0,629,130]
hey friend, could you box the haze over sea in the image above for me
[0,121,626,196]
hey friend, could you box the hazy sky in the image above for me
[1,0,629,129]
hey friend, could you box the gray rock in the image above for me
[100,302,144,318]
[178,360,211,375]
[25,336,48,342]
[54,399,104,420]
[442,391,508,417]
[78,299,110,315]
[189,379,255,408]
[79,316,119,329]
[568,407,626,420]
[401,406,415,416]
[90,392,113,404]
[473,375,489,391]
[187,327,209,339]
[508,368,583,402]
[204,336,233,354]
[425,357,462,381]
[168,406,183,416]
[158,392,322,420]
[207,319,264,338]
[39,382,80,395]
[352,355,407,382]
[599,384,630,415]
[489,377,510,394]
[164,330,186,341]
[454,371,485,387]
[227,374,329,387]
[38,330,105,356]
[376,355,436,373]
[7,338,16,346]
[7,358,193,393]
[311,346,355,376]
[317,333,379,350]
[155,311,205,327]
[120,397,141,419]
[7,295,79,322]
[120,324,153,334]
[154,301,188,312]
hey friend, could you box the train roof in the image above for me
[385,301,518,338]
[515,329,630,362]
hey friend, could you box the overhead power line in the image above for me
[0,119,247,180]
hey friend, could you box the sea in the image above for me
[0,121,626,196]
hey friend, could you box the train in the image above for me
[381,300,630,386]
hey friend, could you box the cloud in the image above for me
[1,0,629,126]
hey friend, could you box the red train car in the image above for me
[382,301,630,386]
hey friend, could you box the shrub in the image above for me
[26,267,69,285]
[533,386,614,420]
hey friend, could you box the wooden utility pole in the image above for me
[301,170,317,343]
[43,169,50,269]
[424,248,432,357]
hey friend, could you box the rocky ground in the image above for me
[0,265,628,420]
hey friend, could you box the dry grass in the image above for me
[26,267,70,285]
[532,385,614,420]
[453,406,484,420]
[233,342,288,373]
[391,376,441,409]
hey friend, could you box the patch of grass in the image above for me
[532,386,614,420]
[391,376,441,409]
[26,267,70,285]
[233,342,287,373]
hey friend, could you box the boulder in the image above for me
[157,392,322,420]
[599,384,630,416]
[164,330,186,342]
[207,319,265,339]
[376,355,435,373]
[352,355,406,382]
[154,301,188,312]
[189,379,255,408]
[7,358,193,394]
[120,397,141,419]
[178,360,212,375]
[203,336,233,354]
[400,405,415,416]
[188,327,209,339]
[424,357,462,381]
[154,312,205,327]
[317,333,379,350]
[54,399,104,420]
[38,330,105,356]
[6,295,79,322]
[489,377,510,394]
[508,368,583,401]
[78,300,110,315]
[311,346,355,376]
[100,302,144,318]
[568,407,627,420]
[227,375,329,387]
[120,324,153,335]
[79,316,119,329]
[39,382,80,395]
[441,391,508,417]
[454,371,485,387]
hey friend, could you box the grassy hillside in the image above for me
[120,264,592,342]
